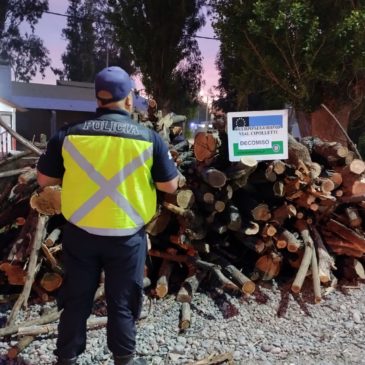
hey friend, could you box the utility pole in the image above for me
[205,96,209,122]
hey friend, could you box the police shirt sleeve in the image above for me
[151,132,178,182]
[37,132,65,178]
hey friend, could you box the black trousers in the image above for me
[55,223,146,359]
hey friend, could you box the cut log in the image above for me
[317,178,335,193]
[193,131,220,162]
[326,171,343,188]
[44,228,62,247]
[195,259,240,292]
[273,180,285,197]
[271,203,297,226]
[280,229,302,253]
[41,243,61,272]
[345,206,362,228]
[7,335,35,359]
[272,159,287,175]
[30,185,61,215]
[145,207,171,236]
[291,220,314,294]
[225,157,258,189]
[176,189,195,209]
[0,262,26,285]
[261,223,277,238]
[288,134,312,166]
[223,264,255,295]
[18,168,37,184]
[325,219,365,250]
[223,203,242,231]
[346,159,365,175]
[18,316,108,336]
[40,272,63,292]
[162,202,194,219]
[264,164,277,182]
[322,234,365,257]
[179,302,191,330]
[251,203,271,222]
[7,214,49,326]
[199,167,227,188]
[311,245,322,304]
[309,225,336,283]
[155,259,174,298]
[176,270,206,303]
[32,282,50,302]
[242,221,260,236]
[254,252,282,281]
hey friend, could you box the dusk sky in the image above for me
[32,1,220,98]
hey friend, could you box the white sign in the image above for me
[227,109,288,161]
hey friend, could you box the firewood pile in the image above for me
[1,113,365,356]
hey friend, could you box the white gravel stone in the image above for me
[1,283,365,364]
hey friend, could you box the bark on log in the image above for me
[18,316,108,336]
[225,157,258,189]
[7,335,35,359]
[44,228,62,247]
[309,226,335,283]
[199,167,227,188]
[291,220,314,294]
[7,214,49,326]
[311,244,322,304]
[155,259,174,298]
[194,259,240,292]
[179,302,191,330]
[325,219,365,250]
[145,207,171,236]
[176,271,206,303]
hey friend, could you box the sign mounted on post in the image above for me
[227,109,288,161]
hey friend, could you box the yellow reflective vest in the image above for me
[60,114,156,236]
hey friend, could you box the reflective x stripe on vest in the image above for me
[63,138,153,236]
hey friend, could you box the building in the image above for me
[0,62,148,154]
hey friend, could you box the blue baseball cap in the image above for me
[95,66,132,104]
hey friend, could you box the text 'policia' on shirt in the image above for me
[82,119,140,136]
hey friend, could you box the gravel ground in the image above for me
[0,278,365,365]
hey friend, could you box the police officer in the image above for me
[37,66,179,365]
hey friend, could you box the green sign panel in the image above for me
[227,110,288,161]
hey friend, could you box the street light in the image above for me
[199,91,210,122]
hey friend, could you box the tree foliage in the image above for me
[59,0,135,82]
[209,0,365,112]
[108,0,206,114]
[0,0,50,82]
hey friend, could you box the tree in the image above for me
[209,1,365,142]
[0,0,50,82]
[108,0,206,114]
[58,0,135,82]
[60,0,96,82]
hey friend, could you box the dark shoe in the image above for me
[114,354,147,365]
[55,357,78,365]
